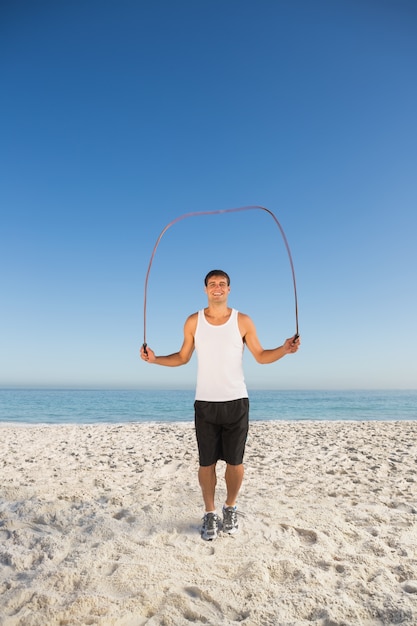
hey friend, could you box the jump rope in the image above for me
[142,205,299,355]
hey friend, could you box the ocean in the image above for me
[0,389,416,425]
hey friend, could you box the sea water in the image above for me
[0,389,416,425]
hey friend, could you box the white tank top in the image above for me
[194,308,248,401]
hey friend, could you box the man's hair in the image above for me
[204,270,230,286]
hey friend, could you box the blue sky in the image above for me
[1,0,416,390]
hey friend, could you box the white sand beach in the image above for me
[0,420,416,626]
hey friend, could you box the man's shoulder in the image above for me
[237,311,255,332]
[185,311,199,327]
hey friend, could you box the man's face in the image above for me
[205,276,231,301]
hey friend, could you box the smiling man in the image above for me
[140,269,300,540]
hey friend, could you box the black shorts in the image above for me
[194,398,249,466]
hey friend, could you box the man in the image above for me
[140,269,300,540]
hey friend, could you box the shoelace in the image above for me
[203,513,220,530]
[223,508,246,529]
[224,508,246,517]
[223,508,237,525]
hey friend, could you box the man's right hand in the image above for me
[140,344,155,362]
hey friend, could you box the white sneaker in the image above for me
[201,512,220,541]
[222,505,239,534]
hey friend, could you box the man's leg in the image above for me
[198,463,217,512]
[225,463,244,507]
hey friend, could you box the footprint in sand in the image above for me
[183,586,250,623]
[0,529,11,541]
[112,508,137,523]
[280,523,318,545]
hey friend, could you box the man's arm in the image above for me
[140,313,197,366]
[239,313,300,364]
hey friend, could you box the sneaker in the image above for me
[201,512,220,541]
[222,505,239,534]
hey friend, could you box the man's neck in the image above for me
[204,304,232,319]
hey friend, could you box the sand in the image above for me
[0,420,416,626]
